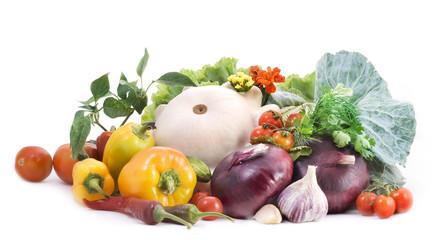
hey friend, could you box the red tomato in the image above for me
[15,146,52,182]
[258,110,282,130]
[250,126,273,142]
[52,143,98,184]
[190,192,210,205]
[272,131,294,151]
[390,187,413,213]
[373,195,396,219]
[96,131,113,161]
[356,192,377,216]
[196,196,223,221]
[285,112,302,128]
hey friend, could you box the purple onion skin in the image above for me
[211,144,293,219]
[292,135,370,214]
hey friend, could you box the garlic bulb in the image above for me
[253,204,282,224]
[277,165,328,223]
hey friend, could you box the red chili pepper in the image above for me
[83,196,192,228]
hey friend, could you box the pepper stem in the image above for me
[82,173,110,198]
[196,211,235,222]
[158,169,182,196]
[132,124,152,140]
[153,205,193,229]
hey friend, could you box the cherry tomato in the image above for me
[96,131,113,161]
[250,126,273,142]
[196,196,223,221]
[272,131,294,151]
[258,110,282,130]
[190,192,210,205]
[53,143,98,184]
[285,112,302,128]
[356,192,377,216]
[15,146,52,182]
[373,195,396,219]
[390,187,413,213]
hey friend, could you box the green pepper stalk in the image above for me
[164,204,235,224]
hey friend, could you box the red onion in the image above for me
[211,144,293,219]
[292,135,370,214]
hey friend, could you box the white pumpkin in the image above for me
[153,82,280,169]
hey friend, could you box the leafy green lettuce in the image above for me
[141,57,239,122]
[182,57,239,85]
[278,72,316,101]
[268,72,316,109]
[315,50,416,184]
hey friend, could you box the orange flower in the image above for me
[249,65,261,82]
[254,66,285,93]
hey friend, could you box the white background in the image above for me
[1,0,433,239]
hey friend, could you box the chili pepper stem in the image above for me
[153,205,193,229]
[196,211,235,222]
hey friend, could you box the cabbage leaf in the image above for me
[315,51,416,167]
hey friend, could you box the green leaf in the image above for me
[268,88,308,108]
[141,104,157,123]
[156,72,197,87]
[277,72,316,101]
[78,104,96,111]
[80,91,113,105]
[120,72,128,81]
[179,57,239,85]
[136,48,149,78]
[117,79,139,105]
[289,146,312,161]
[90,73,110,103]
[133,93,148,114]
[367,160,406,188]
[315,51,416,166]
[202,57,238,85]
[333,130,351,148]
[70,110,92,160]
[103,97,133,118]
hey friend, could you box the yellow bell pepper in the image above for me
[118,146,197,207]
[103,122,154,189]
[71,158,115,204]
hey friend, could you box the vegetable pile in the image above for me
[15,49,416,228]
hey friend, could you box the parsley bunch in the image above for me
[311,84,375,159]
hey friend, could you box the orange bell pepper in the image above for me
[118,147,196,207]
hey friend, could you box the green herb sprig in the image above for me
[70,48,197,160]
[311,83,375,159]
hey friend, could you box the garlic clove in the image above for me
[277,165,328,223]
[253,204,282,224]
